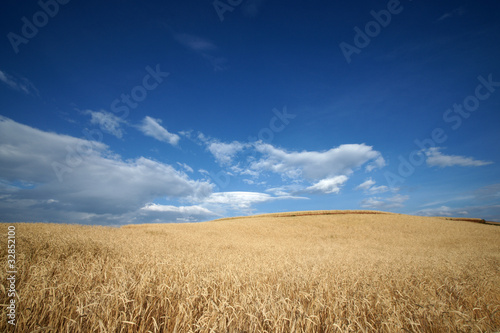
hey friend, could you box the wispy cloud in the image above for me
[198,191,306,214]
[195,132,250,166]
[437,6,466,21]
[361,194,409,210]
[84,110,126,138]
[473,183,500,202]
[414,204,500,222]
[415,205,459,217]
[365,157,386,172]
[174,33,217,52]
[177,162,194,173]
[425,147,493,168]
[356,178,376,191]
[420,196,474,208]
[208,141,247,165]
[242,0,266,17]
[0,70,39,96]
[173,33,227,71]
[141,204,214,214]
[355,178,390,194]
[138,116,180,146]
[416,184,500,221]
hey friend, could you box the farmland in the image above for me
[1,211,499,332]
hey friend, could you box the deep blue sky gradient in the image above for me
[1,0,499,224]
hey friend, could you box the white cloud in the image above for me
[361,194,409,210]
[368,185,389,194]
[177,162,194,173]
[356,178,376,191]
[251,142,384,181]
[174,33,217,52]
[304,175,348,194]
[0,70,38,95]
[199,191,306,214]
[420,196,474,208]
[365,156,386,172]
[265,185,302,197]
[84,110,125,138]
[207,141,247,165]
[196,133,248,166]
[0,116,212,224]
[425,147,493,168]
[414,206,459,217]
[202,191,275,211]
[243,179,266,186]
[240,169,260,177]
[138,116,180,146]
[141,203,216,216]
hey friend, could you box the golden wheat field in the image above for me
[1,210,500,332]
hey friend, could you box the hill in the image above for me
[1,211,499,332]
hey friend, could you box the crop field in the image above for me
[1,211,499,332]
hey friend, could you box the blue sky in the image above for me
[1,0,499,225]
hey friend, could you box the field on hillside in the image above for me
[1,211,500,332]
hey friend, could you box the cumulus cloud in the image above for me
[251,143,384,180]
[138,116,180,145]
[84,110,126,138]
[196,140,385,195]
[361,194,409,210]
[0,116,212,224]
[196,138,385,196]
[0,70,39,95]
[425,147,493,168]
[304,176,348,194]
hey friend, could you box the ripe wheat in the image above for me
[1,211,499,332]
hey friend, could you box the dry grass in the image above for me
[1,211,500,332]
